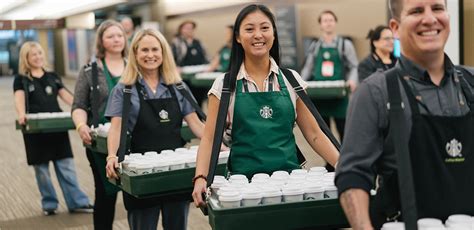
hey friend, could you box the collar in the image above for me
[319,35,340,45]
[138,75,166,86]
[237,57,279,81]
[399,54,455,84]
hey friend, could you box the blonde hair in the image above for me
[121,29,182,85]
[95,19,128,60]
[18,41,48,77]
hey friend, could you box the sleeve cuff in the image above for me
[335,173,372,196]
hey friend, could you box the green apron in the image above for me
[217,46,231,72]
[312,41,349,118]
[91,59,121,195]
[229,70,300,178]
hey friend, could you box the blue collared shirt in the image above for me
[105,77,196,131]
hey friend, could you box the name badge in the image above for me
[159,109,170,122]
[28,84,35,92]
[321,61,334,77]
[45,86,53,95]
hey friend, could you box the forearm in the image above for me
[310,129,339,166]
[185,113,205,139]
[59,89,74,106]
[14,91,26,116]
[340,188,373,230]
[107,118,121,157]
[195,135,212,177]
[71,109,88,127]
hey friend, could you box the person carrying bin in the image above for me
[192,4,340,206]
[105,29,206,230]
[335,0,474,229]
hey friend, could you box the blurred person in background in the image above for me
[121,17,135,43]
[72,20,127,230]
[13,41,92,216]
[207,25,233,72]
[358,25,397,82]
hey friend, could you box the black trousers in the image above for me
[322,116,345,172]
[86,149,118,230]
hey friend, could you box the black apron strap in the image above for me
[280,68,341,151]
[91,62,100,128]
[456,68,474,112]
[206,73,232,186]
[22,77,30,113]
[117,85,132,163]
[385,68,418,230]
[176,82,207,121]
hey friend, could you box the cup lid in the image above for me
[241,190,263,199]
[282,187,304,196]
[447,214,472,223]
[272,170,290,177]
[417,218,443,227]
[309,167,327,172]
[381,222,405,230]
[252,173,270,180]
[290,169,308,175]
[229,174,248,181]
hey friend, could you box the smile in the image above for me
[418,30,440,36]
[252,42,265,47]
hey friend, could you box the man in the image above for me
[120,17,135,43]
[335,0,474,229]
[301,10,358,147]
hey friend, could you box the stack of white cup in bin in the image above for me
[212,167,338,208]
[120,145,229,175]
[381,215,474,230]
[26,112,71,120]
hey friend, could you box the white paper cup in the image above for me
[219,192,242,208]
[417,218,443,229]
[241,190,263,207]
[290,169,308,176]
[323,185,338,199]
[282,187,304,203]
[381,222,405,230]
[262,188,282,205]
[303,185,324,200]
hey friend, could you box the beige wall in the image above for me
[464,0,474,66]
[165,0,387,66]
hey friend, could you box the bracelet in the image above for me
[106,155,117,161]
[76,122,86,132]
[192,174,207,185]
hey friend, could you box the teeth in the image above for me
[253,42,264,47]
[421,30,438,36]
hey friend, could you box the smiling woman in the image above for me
[192,4,340,207]
[104,28,206,230]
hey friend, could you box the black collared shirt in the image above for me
[335,54,474,194]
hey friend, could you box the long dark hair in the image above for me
[227,4,280,91]
[367,25,390,53]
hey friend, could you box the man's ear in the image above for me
[389,18,400,39]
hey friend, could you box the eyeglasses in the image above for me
[380,37,394,41]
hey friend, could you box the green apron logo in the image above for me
[260,105,273,119]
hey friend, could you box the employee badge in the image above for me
[323,51,331,59]
[28,84,35,92]
[260,105,273,119]
[321,61,334,77]
[159,109,170,122]
[45,86,53,95]
[191,48,197,56]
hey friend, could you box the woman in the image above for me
[192,4,339,206]
[105,29,205,230]
[72,20,127,230]
[207,25,233,72]
[171,20,208,67]
[172,20,209,107]
[358,25,396,82]
[13,41,92,216]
